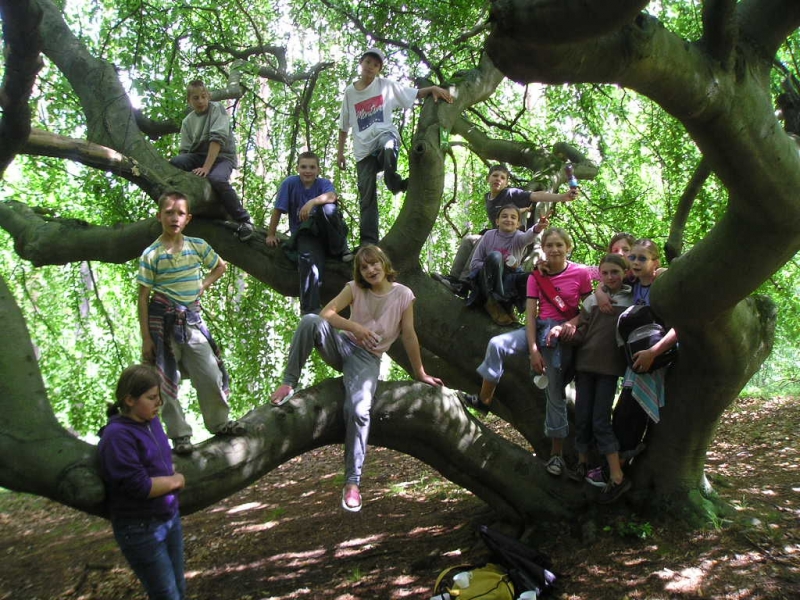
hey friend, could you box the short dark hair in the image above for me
[488,164,510,178]
[297,151,320,166]
[353,245,397,289]
[495,204,521,222]
[157,190,189,211]
[186,79,208,98]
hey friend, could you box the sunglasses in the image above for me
[627,254,652,263]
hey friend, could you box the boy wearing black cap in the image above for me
[337,47,452,246]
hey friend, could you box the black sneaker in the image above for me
[236,221,255,242]
[568,462,588,482]
[598,478,632,504]
[458,392,489,415]
[172,436,193,455]
[341,250,354,262]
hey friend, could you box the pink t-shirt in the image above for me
[526,262,593,320]
[345,281,415,356]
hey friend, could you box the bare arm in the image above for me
[201,258,227,295]
[266,209,284,247]
[400,303,443,386]
[148,473,185,498]
[632,327,678,372]
[299,192,337,221]
[530,190,578,204]
[416,86,453,103]
[526,297,544,374]
[337,130,349,169]
[137,285,155,362]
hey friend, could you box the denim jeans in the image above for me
[537,318,574,439]
[113,513,186,600]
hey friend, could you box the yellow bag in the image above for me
[433,563,515,599]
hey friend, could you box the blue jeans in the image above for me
[113,513,186,600]
[537,318,574,439]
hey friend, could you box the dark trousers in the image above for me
[575,371,620,455]
[612,386,651,454]
[355,132,404,245]
[170,153,250,222]
[296,232,325,314]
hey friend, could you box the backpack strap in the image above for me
[532,270,578,319]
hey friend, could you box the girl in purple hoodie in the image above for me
[98,365,186,599]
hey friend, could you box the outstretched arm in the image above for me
[417,86,453,104]
[531,189,578,204]
[400,303,443,386]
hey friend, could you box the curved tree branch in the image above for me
[738,0,800,59]
[489,0,650,45]
[0,0,43,177]
[665,157,711,262]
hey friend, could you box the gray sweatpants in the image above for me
[162,323,231,439]
[282,314,381,485]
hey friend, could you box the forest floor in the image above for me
[1,395,798,600]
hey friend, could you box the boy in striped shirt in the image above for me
[138,190,246,454]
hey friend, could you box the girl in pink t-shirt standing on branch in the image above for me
[527,228,593,476]
[270,245,442,513]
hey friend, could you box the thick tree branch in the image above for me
[0,0,43,177]
[738,0,800,59]
[23,128,155,188]
[665,157,711,262]
[701,0,737,69]
[489,0,650,45]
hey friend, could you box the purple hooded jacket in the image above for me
[98,414,179,521]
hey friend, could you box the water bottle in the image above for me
[565,163,578,190]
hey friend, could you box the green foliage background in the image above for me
[1,0,797,435]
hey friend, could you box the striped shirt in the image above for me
[137,236,220,306]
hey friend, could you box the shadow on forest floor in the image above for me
[1,395,798,599]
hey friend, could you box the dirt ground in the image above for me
[1,395,798,600]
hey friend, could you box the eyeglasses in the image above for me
[627,254,652,263]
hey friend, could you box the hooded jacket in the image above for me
[98,415,178,521]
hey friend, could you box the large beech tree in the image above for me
[0,0,796,526]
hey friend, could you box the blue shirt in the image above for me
[275,175,336,233]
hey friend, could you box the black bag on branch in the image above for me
[616,304,677,373]
[478,525,558,596]
[432,563,514,599]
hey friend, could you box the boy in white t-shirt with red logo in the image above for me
[337,47,452,246]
